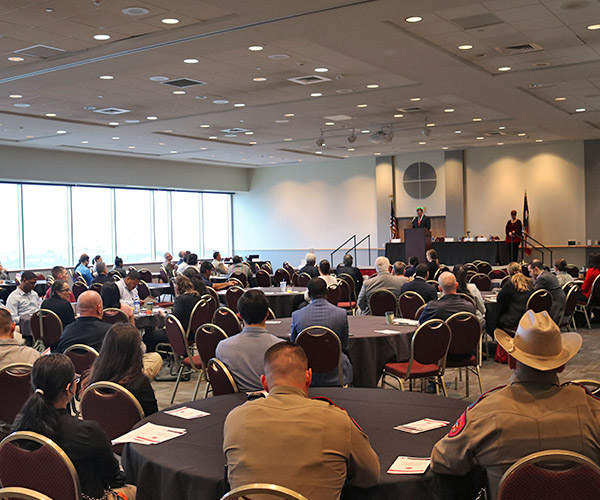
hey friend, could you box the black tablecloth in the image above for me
[123,388,480,500]
[266,316,415,388]
[386,242,510,266]
[147,282,172,298]
[218,287,306,318]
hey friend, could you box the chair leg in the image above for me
[170,364,184,404]
[399,379,404,391]
[584,307,591,329]
[465,368,470,398]
[439,375,448,397]
[204,381,212,398]
[475,366,483,394]
[192,370,203,400]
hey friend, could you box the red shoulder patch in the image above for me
[448,411,466,437]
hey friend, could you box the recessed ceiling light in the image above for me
[405,16,423,23]
[410,97,421,101]
[99,75,113,80]
[284,138,292,141]
[497,142,504,145]
[576,108,586,112]
[146,116,158,120]
[109,122,119,126]
[444,108,454,113]
[325,122,335,125]
[244,131,254,135]
[9,94,22,99]
[56,130,67,134]
[275,119,289,124]
[356,104,367,108]
[170,150,178,153]
[366,84,379,89]
[209,136,217,139]
[476,136,484,140]
[81,141,89,144]
[112,136,120,140]
[268,53,290,60]
[498,66,512,72]
[348,148,355,151]
[8,56,24,62]
[173,90,186,95]
[162,18,180,24]
[253,77,267,82]
[249,141,257,145]
[46,113,56,117]
[234,103,245,107]
[200,147,207,150]
[284,113,295,117]
[213,99,229,104]
[94,34,110,40]
[200,125,210,128]
[13,103,30,108]
[163,129,172,132]
[394,114,404,118]
[361,129,370,133]
[314,67,329,73]
[499,126,506,130]
[426,123,435,127]
[149,76,169,81]
[555,97,566,101]
[248,45,264,51]
[125,120,139,124]
[473,117,482,121]
[128,146,136,149]
[158,142,165,145]
[442,146,449,150]
[183,58,198,64]
[315,151,323,154]
[458,44,473,50]
[310,92,323,97]
[587,24,600,30]
[455,130,462,134]
[518,133,526,137]
[535,139,543,142]
[418,142,426,145]
[374,152,382,155]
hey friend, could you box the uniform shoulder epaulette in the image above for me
[311,396,363,431]
[467,384,506,410]
[448,385,506,438]
[564,382,600,401]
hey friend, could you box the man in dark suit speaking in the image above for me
[410,207,431,230]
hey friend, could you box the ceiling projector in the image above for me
[368,129,394,144]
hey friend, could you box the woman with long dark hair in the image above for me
[12,354,136,500]
[40,279,75,329]
[452,264,485,326]
[173,274,202,341]
[101,282,134,325]
[112,256,126,278]
[88,323,157,416]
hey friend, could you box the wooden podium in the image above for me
[404,228,432,263]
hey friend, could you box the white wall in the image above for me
[464,141,585,246]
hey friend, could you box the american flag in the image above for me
[390,199,398,240]
[523,191,531,255]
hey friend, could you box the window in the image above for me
[115,189,152,262]
[153,191,171,261]
[172,191,201,256]
[0,184,21,270]
[202,193,232,258]
[72,186,113,266]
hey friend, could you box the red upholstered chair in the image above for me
[0,431,81,500]
[230,272,247,287]
[489,269,508,279]
[445,312,483,397]
[207,358,239,396]
[255,269,272,287]
[469,273,492,292]
[72,281,87,300]
[326,283,341,306]
[195,324,228,397]
[297,273,311,287]
[81,381,144,455]
[497,450,600,500]
[0,486,54,500]
[273,268,291,286]
[63,344,99,377]
[337,274,358,314]
[102,307,129,324]
[138,268,153,283]
[0,364,33,437]
[137,280,150,300]
[398,291,425,319]
[526,289,553,314]
[558,285,580,331]
[188,298,217,341]
[295,326,343,386]
[226,286,245,313]
[575,275,600,329]
[368,289,397,316]
[476,261,492,275]
[212,307,242,336]
[29,309,63,349]
[221,483,308,500]
[382,319,452,396]
[165,314,204,403]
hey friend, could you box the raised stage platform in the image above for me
[385,241,510,266]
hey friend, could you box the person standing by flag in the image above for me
[505,209,522,262]
[410,207,431,230]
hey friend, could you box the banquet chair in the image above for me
[497,450,600,500]
[398,291,425,319]
[500,275,510,288]
[444,312,483,397]
[102,307,129,324]
[207,358,239,396]
[427,279,439,287]
[81,381,144,455]
[226,286,245,313]
[71,270,82,282]
[326,283,341,306]
[165,314,204,403]
[221,483,308,500]
[0,364,33,439]
[108,270,122,280]
[369,289,397,316]
[414,304,426,321]
[0,431,81,500]
[0,487,53,500]
[63,344,99,378]
[558,285,580,331]
[267,308,276,319]
[526,289,553,314]
[476,261,492,275]
[297,273,311,287]
[212,307,243,336]
[195,324,228,397]
[489,269,507,279]
[464,263,478,273]
[159,266,170,283]
[71,281,87,300]
[188,298,217,341]
[206,286,220,306]
[29,309,63,350]
[283,263,296,279]
[137,280,151,300]
[138,268,153,283]
[575,275,600,329]
[255,269,272,287]
[457,292,476,308]
[230,271,248,287]
[433,266,450,280]
[89,282,103,294]
[201,293,219,313]
[381,319,451,396]
[274,268,291,285]
[261,262,273,274]
[337,273,358,314]
[295,326,343,387]
[566,264,580,279]
[228,277,244,288]
[45,275,54,286]
[469,273,492,292]
[292,272,300,286]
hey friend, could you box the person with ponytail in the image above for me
[497,262,533,332]
[12,354,136,500]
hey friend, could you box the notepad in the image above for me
[393,318,419,326]
[387,456,431,474]
[374,329,399,334]
[112,422,186,445]
[394,418,449,434]
[164,407,210,419]
[265,320,281,324]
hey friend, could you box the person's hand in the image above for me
[159,309,166,317]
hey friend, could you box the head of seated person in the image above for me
[308,277,328,301]
[414,263,430,280]
[78,290,103,318]
[393,261,405,276]
[342,254,353,267]
[51,265,69,281]
[95,262,107,276]
[318,259,331,277]
[408,256,419,268]
[175,275,198,296]
[124,270,140,290]
[232,255,243,265]
[238,289,269,326]
[305,253,316,267]
[101,282,121,310]
[261,341,311,395]
[0,308,15,341]
[187,253,199,267]
[51,280,71,301]
[438,272,457,295]
[199,261,213,277]
[19,270,37,293]
[375,256,391,274]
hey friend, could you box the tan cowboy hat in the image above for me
[495,310,582,371]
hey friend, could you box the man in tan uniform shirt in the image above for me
[223,342,380,500]
[431,310,600,499]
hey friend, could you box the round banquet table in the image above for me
[218,287,306,318]
[122,388,482,500]
[265,316,416,388]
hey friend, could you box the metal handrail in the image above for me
[521,233,553,265]
[331,235,357,266]
[352,234,372,266]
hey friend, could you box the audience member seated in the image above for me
[182,268,208,296]
[291,278,353,386]
[75,253,93,286]
[0,308,40,370]
[357,256,405,315]
[116,270,140,307]
[162,252,175,277]
[400,263,438,303]
[101,283,134,325]
[431,311,599,499]
[529,259,566,322]
[44,266,76,302]
[553,258,575,288]
[0,261,8,280]
[299,252,320,278]
[212,251,229,275]
[497,262,533,332]
[112,256,126,277]
[40,280,75,329]
[6,270,40,341]
[392,261,405,277]
[91,255,103,277]
[87,323,158,416]
[223,342,379,499]
[317,259,337,287]
[215,289,283,391]
[57,291,110,353]
[227,255,252,280]
[419,272,476,324]
[426,249,440,280]
[176,250,187,265]
[12,354,137,500]
[172,275,201,339]
[335,253,363,298]
[199,262,234,291]
[404,255,419,277]
[453,264,486,326]
[581,252,600,299]
[91,262,111,285]
[183,253,200,274]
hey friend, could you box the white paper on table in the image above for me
[393,318,419,326]
[394,418,449,434]
[374,329,399,334]
[265,320,281,324]
[164,407,210,419]
[484,296,497,303]
[387,456,431,474]
[264,292,275,295]
[111,422,186,446]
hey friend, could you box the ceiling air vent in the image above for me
[396,106,425,113]
[93,108,130,115]
[14,44,65,58]
[496,43,543,56]
[451,13,503,30]
[221,128,250,133]
[288,75,332,85]
[160,78,207,88]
